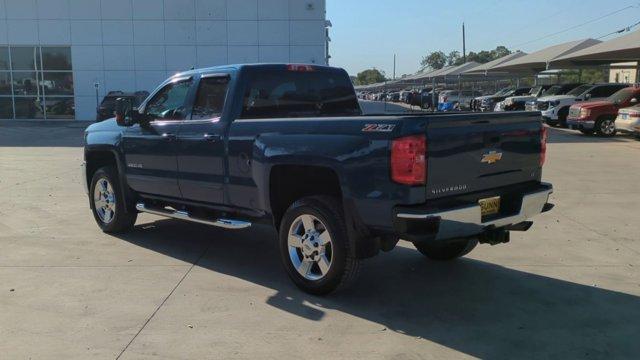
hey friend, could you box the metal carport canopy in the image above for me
[491,38,602,72]
[432,62,481,78]
[462,52,527,74]
[549,30,640,67]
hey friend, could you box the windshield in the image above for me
[607,88,634,103]
[543,85,563,96]
[529,86,543,95]
[495,88,513,96]
[567,85,592,96]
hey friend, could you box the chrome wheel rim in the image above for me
[601,120,615,135]
[93,177,116,224]
[287,214,333,281]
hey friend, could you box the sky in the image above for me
[326,0,640,77]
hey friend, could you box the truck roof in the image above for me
[170,63,341,78]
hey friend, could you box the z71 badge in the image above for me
[362,124,396,132]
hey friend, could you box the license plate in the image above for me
[479,196,501,216]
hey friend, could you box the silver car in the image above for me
[616,105,640,137]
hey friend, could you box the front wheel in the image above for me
[89,166,137,233]
[279,196,360,295]
[595,118,617,137]
[414,238,478,261]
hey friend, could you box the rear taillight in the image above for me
[540,126,548,167]
[391,135,427,185]
[629,112,640,118]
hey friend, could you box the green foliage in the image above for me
[423,46,514,68]
[353,68,387,86]
[420,51,447,70]
[560,69,608,84]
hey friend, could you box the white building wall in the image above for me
[0,0,327,120]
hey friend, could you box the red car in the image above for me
[567,86,640,136]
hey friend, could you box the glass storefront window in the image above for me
[3,46,74,120]
[12,72,42,96]
[0,72,11,95]
[14,97,45,119]
[10,47,40,71]
[0,47,9,70]
[44,97,75,119]
[0,97,13,119]
[43,72,74,96]
[41,47,72,71]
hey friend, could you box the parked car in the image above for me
[567,86,640,136]
[471,88,513,111]
[615,105,640,137]
[531,83,628,127]
[480,87,531,112]
[502,84,583,112]
[388,92,401,102]
[82,63,553,295]
[419,88,438,109]
[438,90,483,109]
[497,86,552,111]
[96,91,149,122]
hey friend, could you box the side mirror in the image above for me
[584,93,592,100]
[114,98,141,127]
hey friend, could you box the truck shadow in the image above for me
[116,218,640,359]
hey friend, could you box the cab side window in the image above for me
[191,76,230,120]
[145,79,193,120]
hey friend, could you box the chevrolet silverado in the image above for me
[82,64,553,294]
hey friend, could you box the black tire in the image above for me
[89,166,137,233]
[595,117,617,137]
[414,238,478,261]
[557,107,570,128]
[278,196,360,295]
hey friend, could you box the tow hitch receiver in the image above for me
[479,229,510,246]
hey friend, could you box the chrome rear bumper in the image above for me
[396,185,553,241]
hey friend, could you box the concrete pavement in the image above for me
[0,123,639,359]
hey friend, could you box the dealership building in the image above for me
[0,0,329,121]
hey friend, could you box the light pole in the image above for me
[94,82,100,121]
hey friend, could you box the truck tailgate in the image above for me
[425,113,543,199]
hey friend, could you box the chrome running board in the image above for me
[135,202,251,230]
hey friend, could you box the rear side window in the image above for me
[240,68,361,119]
[191,76,229,120]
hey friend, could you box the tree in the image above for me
[447,51,461,66]
[354,68,387,86]
[420,51,447,70]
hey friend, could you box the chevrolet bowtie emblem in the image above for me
[481,151,503,164]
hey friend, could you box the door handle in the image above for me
[203,134,222,142]
[161,133,177,141]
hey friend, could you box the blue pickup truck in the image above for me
[82,64,553,294]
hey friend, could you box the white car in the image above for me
[439,90,483,109]
[616,105,640,137]
[526,84,628,127]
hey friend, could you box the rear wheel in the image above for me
[595,118,617,137]
[89,166,137,233]
[278,196,360,295]
[414,238,478,261]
